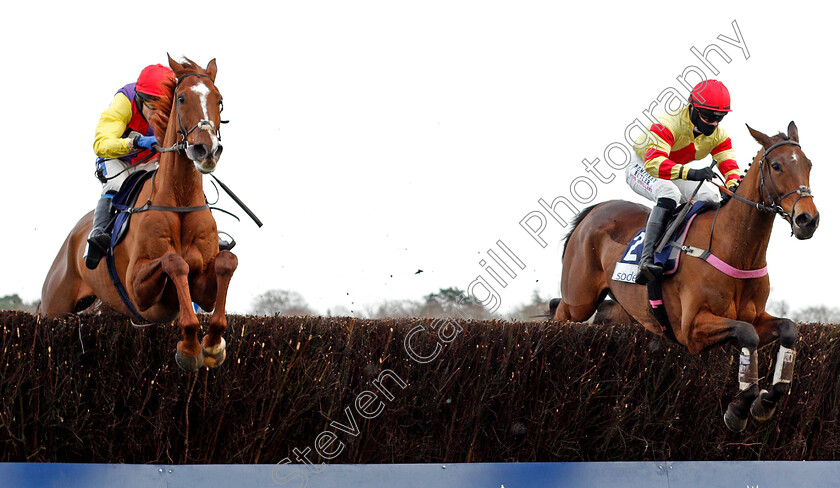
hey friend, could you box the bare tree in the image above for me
[791,305,840,324]
[508,290,551,321]
[250,289,315,316]
[365,299,422,318]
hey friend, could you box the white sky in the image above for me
[1,1,835,317]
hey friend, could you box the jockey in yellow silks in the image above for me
[626,79,743,285]
[84,64,175,270]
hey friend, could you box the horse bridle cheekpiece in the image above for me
[758,140,814,229]
[158,73,227,163]
[722,139,814,234]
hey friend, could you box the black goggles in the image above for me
[696,107,727,123]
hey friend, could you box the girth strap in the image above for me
[121,203,210,214]
[672,243,768,279]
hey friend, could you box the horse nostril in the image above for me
[192,144,208,160]
[794,212,813,228]
[213,145,223,160]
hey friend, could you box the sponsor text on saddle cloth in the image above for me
[613,201,710,284]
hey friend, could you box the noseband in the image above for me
[720,139,814,233]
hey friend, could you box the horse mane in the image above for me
[146,58,207,142]
[720,131,791,207]
[562,204,599,259]
[147,78,175,142]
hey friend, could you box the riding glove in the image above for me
[134,135,158,151]
[686,167,716,181]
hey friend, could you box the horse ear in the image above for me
[205,58,218,82]
[167,53,182,74]
[787,121,799,142]
[746,124,772,148]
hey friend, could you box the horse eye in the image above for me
[771,162,782,171]
[178,94,186,104]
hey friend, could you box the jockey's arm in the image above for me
[93,93,135,159]
[710,127,743,189]
[640,123,691,180]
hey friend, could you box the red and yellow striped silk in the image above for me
[633,105,742,186]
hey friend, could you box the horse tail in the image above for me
[561,204,600,259]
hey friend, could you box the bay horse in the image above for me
[551,122,818,431]
[39,56,237,372]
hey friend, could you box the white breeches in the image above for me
[97,158,159,195]
[625,154,720,205]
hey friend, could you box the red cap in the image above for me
[690,80,732,112]
[136,64,175,98]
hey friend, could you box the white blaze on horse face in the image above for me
[191,81,211,120]
[188,81,222,168]
[190,82,220,143]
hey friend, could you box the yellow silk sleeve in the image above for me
[93,93,134,158]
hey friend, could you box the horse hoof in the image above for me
[724,405,748,432]
[203,349,226,368]
[750,390,776,421]
[202,336,227,369]
[175,350,205,372]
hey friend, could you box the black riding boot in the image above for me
[635,202,673,285]
[85,196,115,269]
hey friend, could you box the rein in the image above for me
[147,72,263,226]
[714,139,814,234]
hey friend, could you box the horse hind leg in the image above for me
[750,315,798,421]
[40,223,95,317]
[550,289,608,323]
[199,250,238,368]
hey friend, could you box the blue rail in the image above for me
[2,461,839,487]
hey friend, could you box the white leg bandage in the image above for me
[739,347,759,391]
[772,345,796,385]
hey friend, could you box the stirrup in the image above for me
[218,231,236,251]
[635,263,663,285]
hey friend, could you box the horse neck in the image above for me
[153,117,204,207]
[711,152,775,268]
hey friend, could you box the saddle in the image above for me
[106,169,157,249]
[612,200,715,284]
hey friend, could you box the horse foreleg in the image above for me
[691,310,760,432]
[200,250,238,368]
[750,312,798,422]
[136,253,203,371]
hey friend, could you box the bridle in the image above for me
[123,72,225,217]
[136,70,262,227]
[716,139,814,232]
[156,72,227,160]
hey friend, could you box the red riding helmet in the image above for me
[689,80,731,112]
[136,64,175,98]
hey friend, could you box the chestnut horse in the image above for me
[40,56,237,372]
[551,122,818,431]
